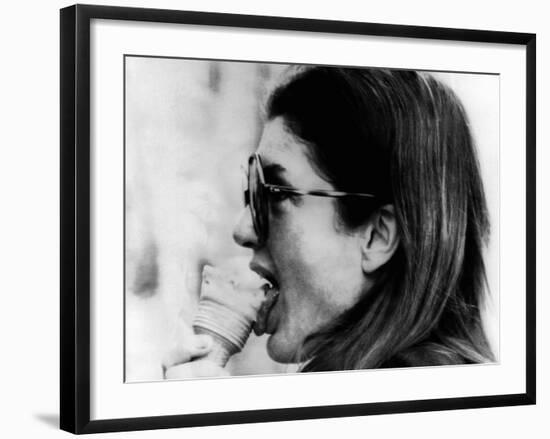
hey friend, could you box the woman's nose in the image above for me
[232,207,260,249]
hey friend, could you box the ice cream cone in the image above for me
[192,259,265,367]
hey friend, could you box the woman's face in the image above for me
[233,117,369,363]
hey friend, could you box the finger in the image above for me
[161,334,213,370]
[162,343,190,370]
[187,334,213,358]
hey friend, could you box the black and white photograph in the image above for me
[1,0,545,436]
[124,57,500,382]
[54,2,536,435]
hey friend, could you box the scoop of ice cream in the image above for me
[192,259,266,360]
[199,262,265,321]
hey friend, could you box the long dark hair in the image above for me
[265,66,494,369]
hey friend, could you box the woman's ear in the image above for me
[361,204,400,274]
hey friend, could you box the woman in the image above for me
[165,65,494,378]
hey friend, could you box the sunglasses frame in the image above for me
[244,153,377,243]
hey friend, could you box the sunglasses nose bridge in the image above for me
[251,155,269,236]
[234,157,262,247]
[240,164,248,204]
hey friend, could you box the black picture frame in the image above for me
[60,3,536,434]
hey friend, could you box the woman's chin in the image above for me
[266,332,304,364]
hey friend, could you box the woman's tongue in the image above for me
[253,286,280,336]
[264,288,281,334]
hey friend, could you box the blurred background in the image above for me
[125,58,289,381]
[124,57,499,382]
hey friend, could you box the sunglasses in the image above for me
[244,153,378,244]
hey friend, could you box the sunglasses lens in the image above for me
[248,156,267,243]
